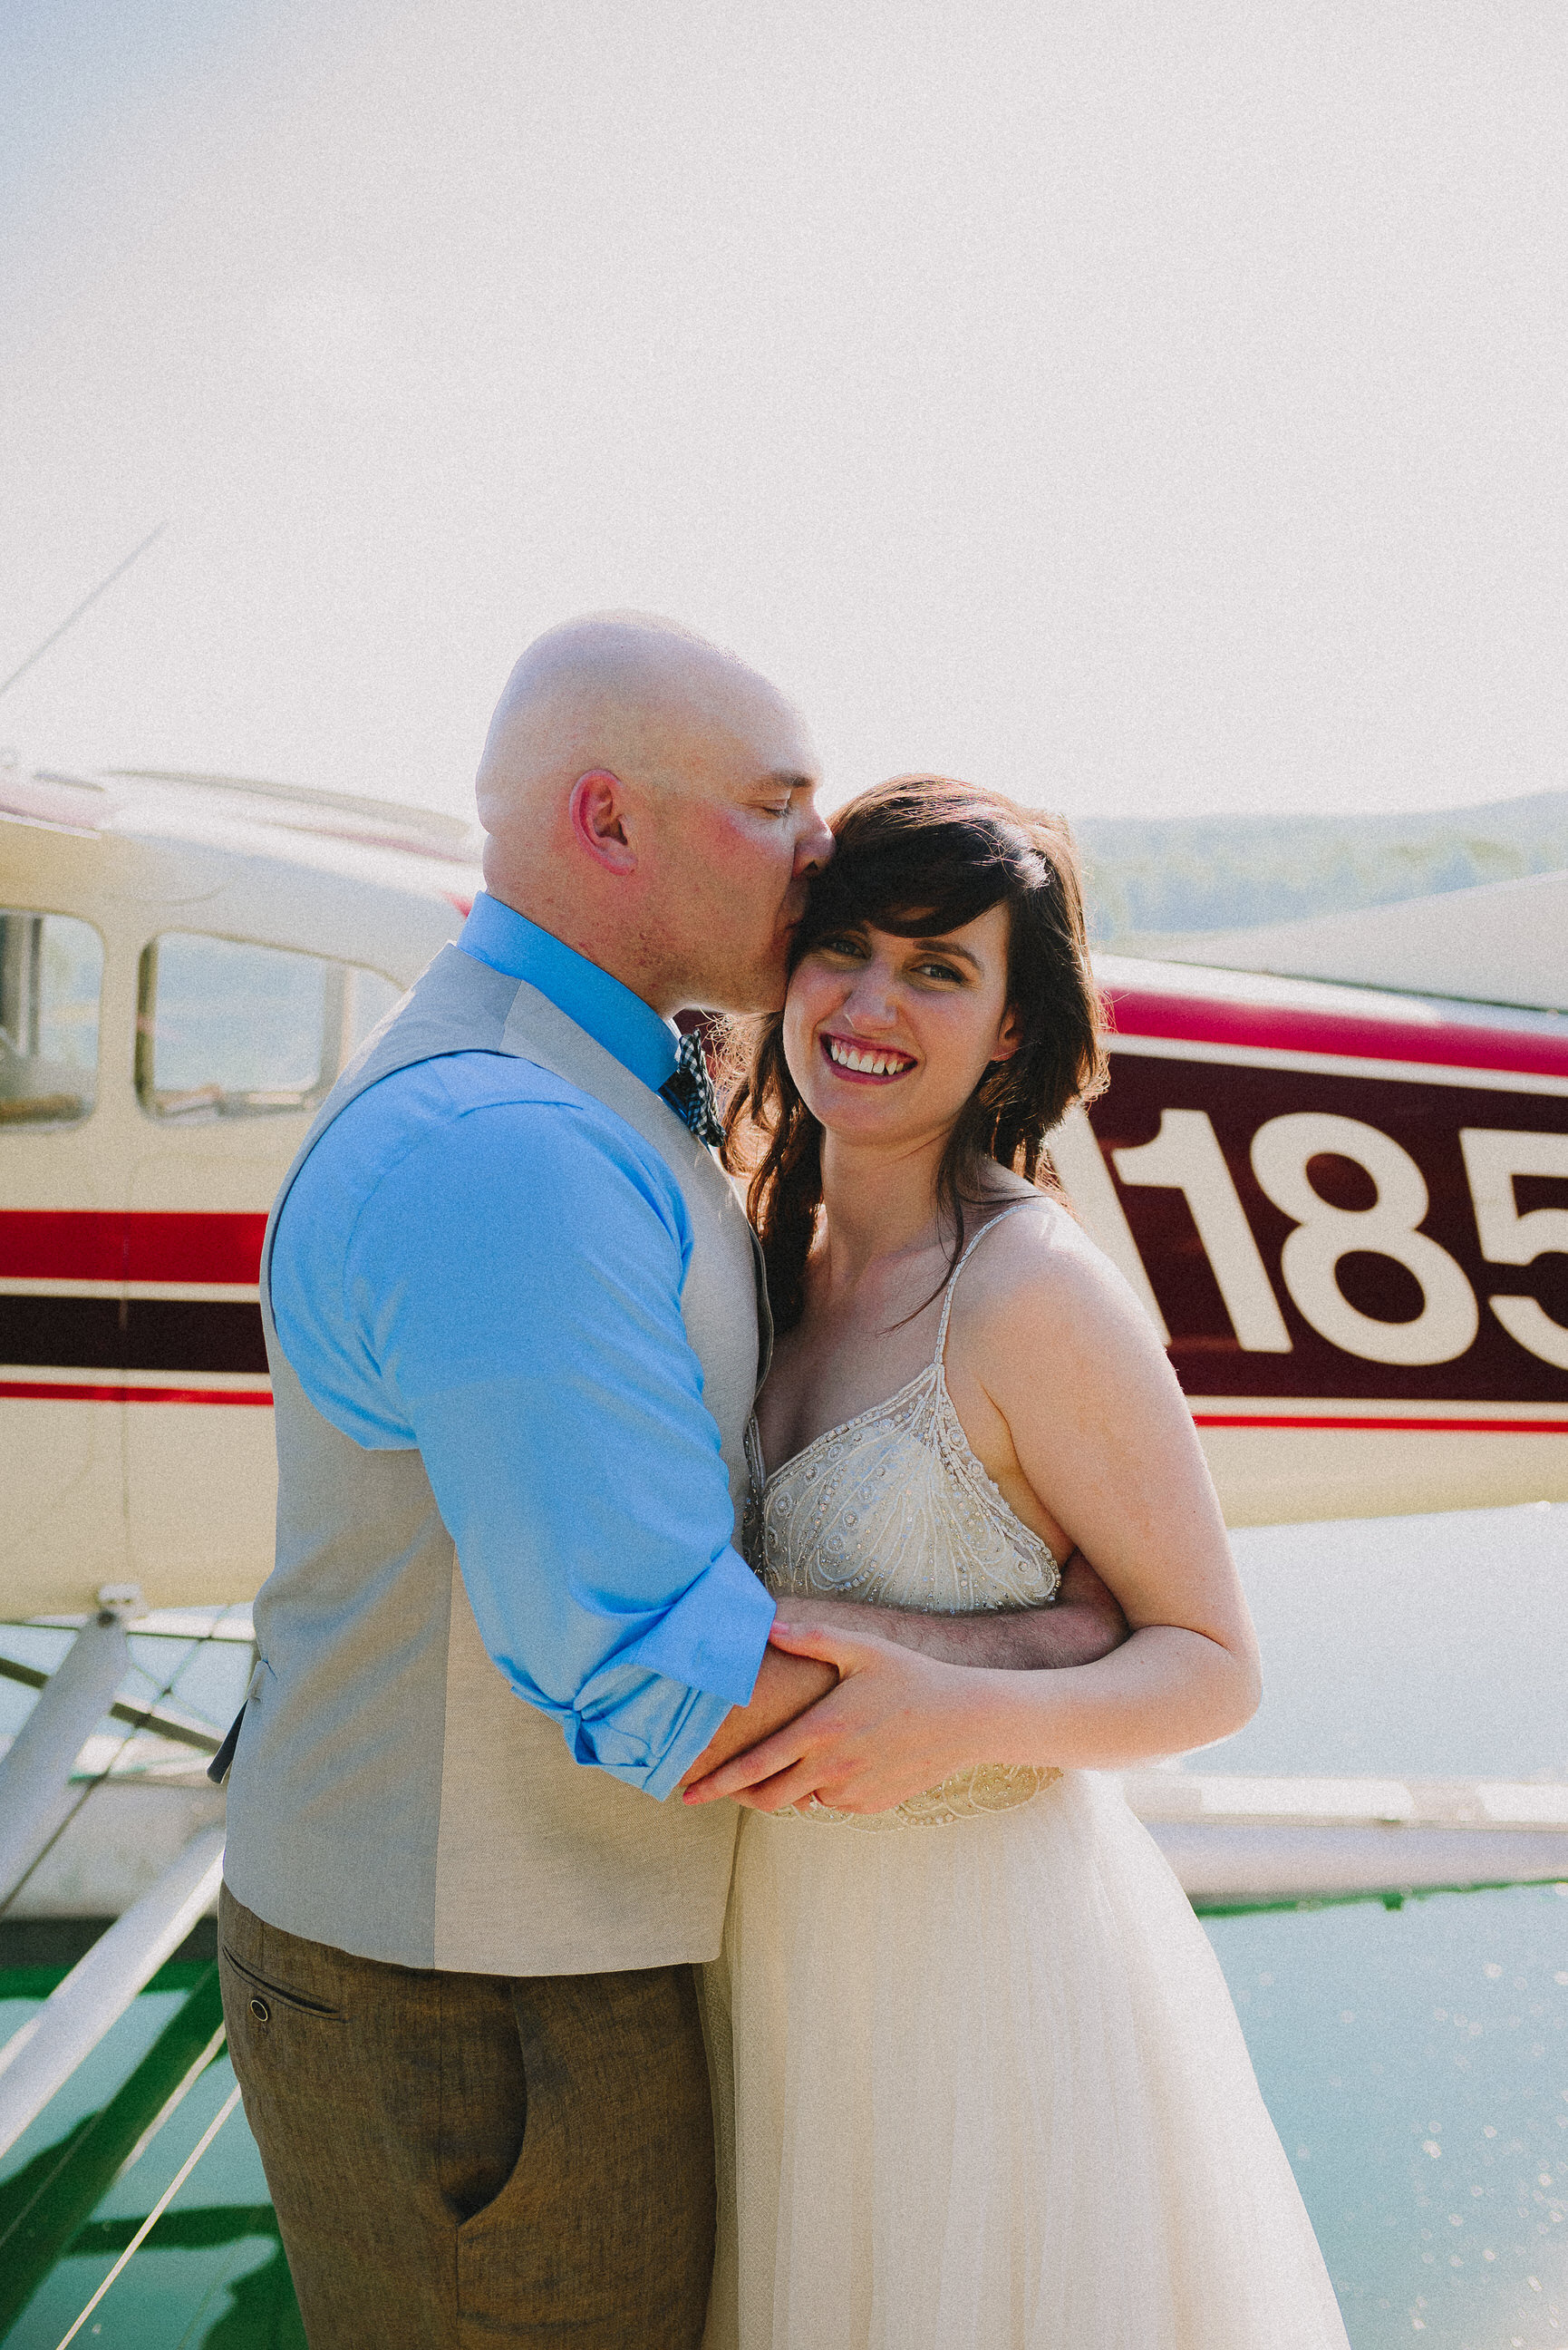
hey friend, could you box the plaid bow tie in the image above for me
[661,1029,725,1148]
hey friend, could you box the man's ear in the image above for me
[569,771,638,875]
[990,1004,1024,1065]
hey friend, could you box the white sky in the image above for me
[1,0,1563,823]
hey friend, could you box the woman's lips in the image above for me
[820,1034,917,1082]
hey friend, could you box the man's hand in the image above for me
[682,1616,982,1816]
[786,1548,1129,1672]
[673,1644,836,1796]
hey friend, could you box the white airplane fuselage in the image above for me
[3,769,1565,1619]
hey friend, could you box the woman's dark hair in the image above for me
[722,775,1108,1332]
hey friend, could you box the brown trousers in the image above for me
[218,1886,716,2349]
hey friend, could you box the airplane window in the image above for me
[136,934,401,1121]
[0,909,103,1126]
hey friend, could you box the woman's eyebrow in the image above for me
[907,937,982,971]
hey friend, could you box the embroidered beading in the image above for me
[744,1203,1064,1831]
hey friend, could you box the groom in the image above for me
[218,614,1127,2348]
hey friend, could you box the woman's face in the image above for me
[782,901,1021,1149]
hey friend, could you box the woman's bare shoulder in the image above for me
[964,1193,1143,1309]
[954,1193,1170,1378]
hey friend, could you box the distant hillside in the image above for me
[1074,791,1568,947]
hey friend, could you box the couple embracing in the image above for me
[217,616,1349,2349]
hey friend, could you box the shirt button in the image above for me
[249,1996,271,2024]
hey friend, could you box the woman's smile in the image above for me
[819,1031,918,1082]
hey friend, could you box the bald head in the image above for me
[473,611,830,1015]
[476,612,799,837]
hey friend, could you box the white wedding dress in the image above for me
[701,1205,1350,2350]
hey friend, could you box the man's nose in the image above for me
[794,801,835,875]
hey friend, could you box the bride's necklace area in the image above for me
[760,1189,1034,1475]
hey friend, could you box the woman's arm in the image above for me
[683,1216,1259,1813]
[960,1208,1262,1753]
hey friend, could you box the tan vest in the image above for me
[223,944,768,1975]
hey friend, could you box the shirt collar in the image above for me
[457,893,679,1093]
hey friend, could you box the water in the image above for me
[1210,1889,1568,2348]
[1,1505,1564,2345]
[0,1965,300,2348]
[1199,1502,1568,2345]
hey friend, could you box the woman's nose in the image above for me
[841,968,899,1030]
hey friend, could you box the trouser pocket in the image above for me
[220,1942,344,2026]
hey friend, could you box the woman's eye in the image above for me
[915,960,963,984]
[819,935,868,959]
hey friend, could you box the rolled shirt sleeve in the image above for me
[270,1060,775,1798]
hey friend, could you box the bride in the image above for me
[684,777,1350,2350]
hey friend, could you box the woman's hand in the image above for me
[682,1611,988,1815]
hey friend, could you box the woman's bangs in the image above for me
[809,817,1017,946]
[850,873,1009,939]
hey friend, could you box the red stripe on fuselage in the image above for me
[1107,989,1568,1081]
[0,1379,273,1404]
[1193,1411,1567,1436]
[126,1213,266,1283]
[1,1388,1557,1430]
[0,1211,266,1284]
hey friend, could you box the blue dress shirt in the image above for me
[268,892,775,1800]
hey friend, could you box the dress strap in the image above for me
[933,1198,1042,1362]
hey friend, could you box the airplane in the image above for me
[3,761,1566,1627]
[3,757,1566,2166]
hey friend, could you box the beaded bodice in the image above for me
[744,1202,1062,1830]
